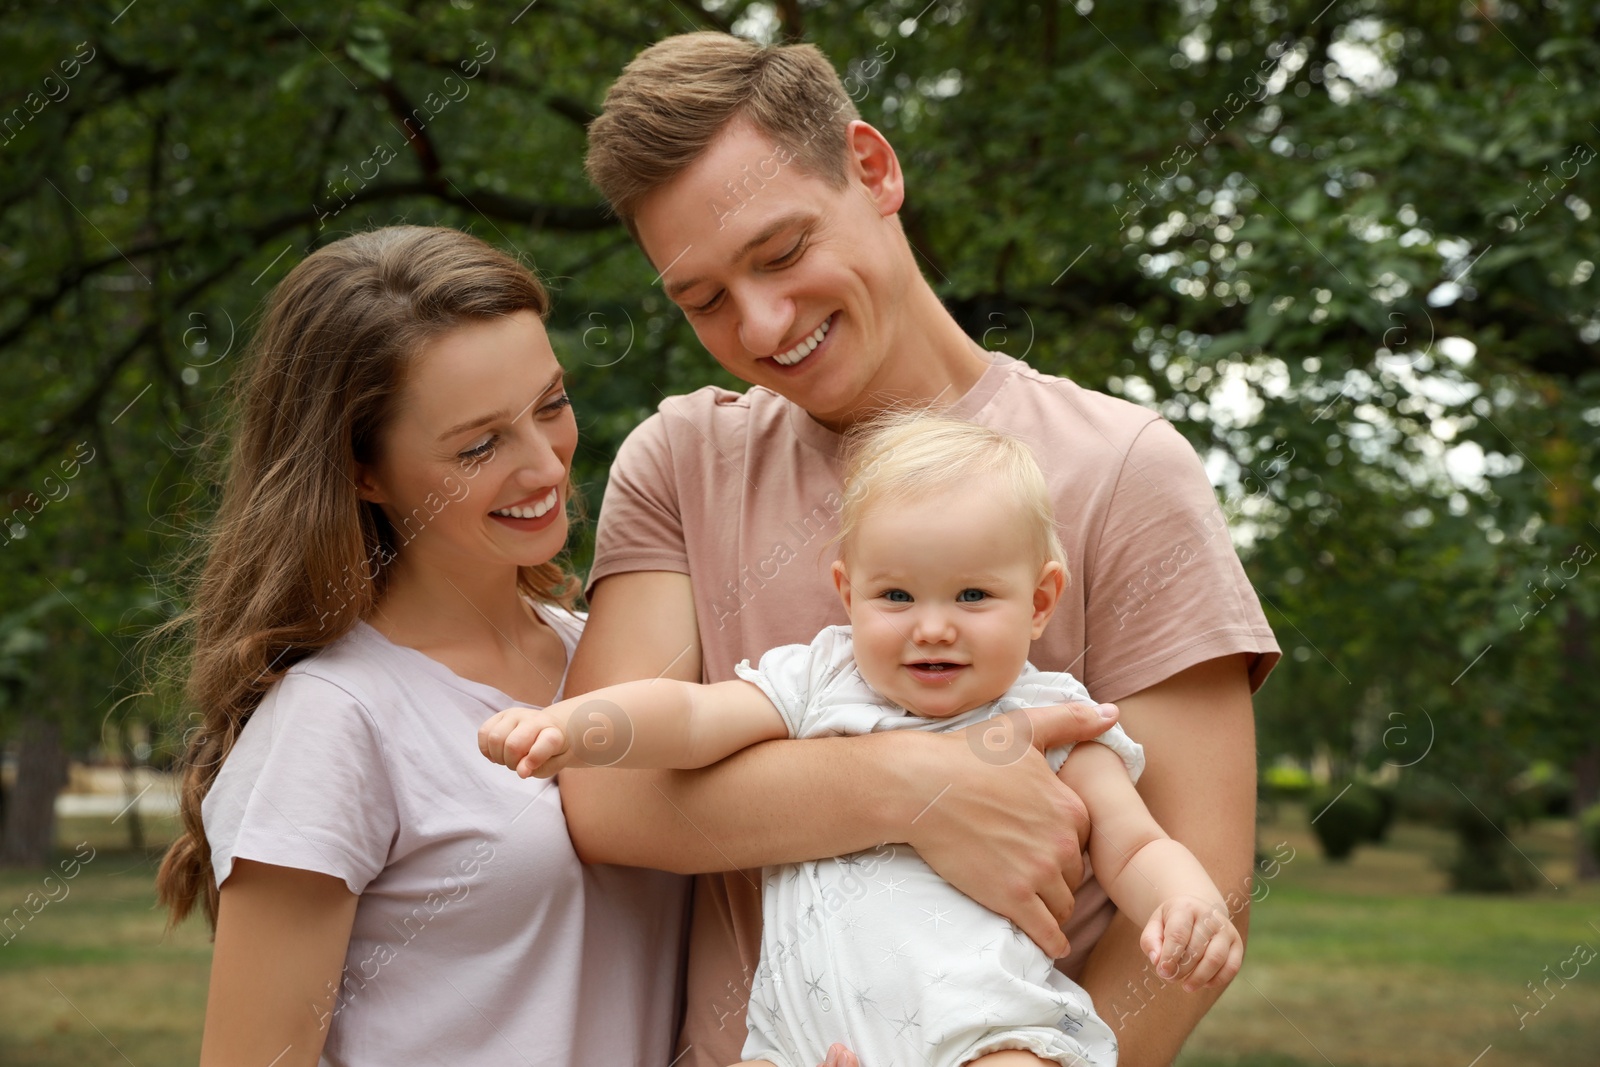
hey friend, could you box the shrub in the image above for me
[1306,782,1383,862]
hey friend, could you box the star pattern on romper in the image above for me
[923,965,952,987]
[892,1008,922,1038]
[879,938,913,963]
[918,904,953,929]
[961,934,1000,956]
[845,978,877,1014]
[875,875,907,901]
[803,970,827,1002]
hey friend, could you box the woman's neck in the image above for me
[367,554,535,654]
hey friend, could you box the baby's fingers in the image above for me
[1155,905,1197,981]
[1183,927,1239,991]
[1139,910,1167,966]
[478,710,518,766]
[515,726,569,779]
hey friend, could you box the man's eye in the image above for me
[957,589,987,603]
[692,292,724,314]
[884,589,912,603]
[770,239,805,267]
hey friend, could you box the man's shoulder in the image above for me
[612,383,798,475]
[984,357,1163,445]
[622,383,791,444]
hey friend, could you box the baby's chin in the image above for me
[897,693,1009,719]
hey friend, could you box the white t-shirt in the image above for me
[735,625,1145,778]
[202,602,687,1067]
[729,626,1143,1067]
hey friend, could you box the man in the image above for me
[561,31,1279,1067]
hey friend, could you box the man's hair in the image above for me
[585,31,860,231]
[836,412,1068,576]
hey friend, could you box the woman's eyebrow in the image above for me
[436,370,563,441]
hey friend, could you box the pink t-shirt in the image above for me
[588,353,1280,1067]
[203,603,686,1066]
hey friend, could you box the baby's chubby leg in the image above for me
[966,1053,1062,1067]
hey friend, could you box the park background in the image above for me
[1,0,1597,1063]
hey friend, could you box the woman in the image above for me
[155,226,685,1066]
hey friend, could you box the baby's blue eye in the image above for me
[884,589,912,603]
[958,589,987,603]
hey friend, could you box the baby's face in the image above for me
[832,484,1063,718]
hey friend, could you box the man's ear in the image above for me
[845,121,904,218]
[831,559,854,613]
[1031,561,1066,638]
[353,462,387,505]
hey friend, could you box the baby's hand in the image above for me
[1140,896,1243,992]
[478,707,570,779]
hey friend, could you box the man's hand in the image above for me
[902,701,1118,958]
[478,707,570,779]
[1140,896,1243,993]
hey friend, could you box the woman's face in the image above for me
[356,309,577,574]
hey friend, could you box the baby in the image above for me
[480,413,1243,1067]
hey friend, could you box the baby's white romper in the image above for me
[734,626,1145,1067]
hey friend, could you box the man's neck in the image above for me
[823,281,993,432]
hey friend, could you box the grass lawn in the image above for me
[1,809,1597,1065]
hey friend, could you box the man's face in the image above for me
[632,119,910,426]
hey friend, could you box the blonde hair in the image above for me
[585,31,860,231]
[154,226,578,929]
[837,413,1067,576]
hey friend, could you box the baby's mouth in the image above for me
[904,661,967,684]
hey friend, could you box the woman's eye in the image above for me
[884,589,912,603]
[539,393,573,417]
[458,435,497,462]
[957,589,987,603]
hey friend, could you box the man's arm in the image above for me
[560,569,1112,958]
[1076,653,1257,1066]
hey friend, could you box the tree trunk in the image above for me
[1576,747,1599,881]
[0,715,68,868]
[1565,604,1598,881]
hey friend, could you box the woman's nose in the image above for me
[509,429,567,488]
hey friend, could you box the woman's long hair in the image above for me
[155,226,578,928]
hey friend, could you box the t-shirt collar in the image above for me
[786,349,1018,457]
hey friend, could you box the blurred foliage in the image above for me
[0,0,1596,875]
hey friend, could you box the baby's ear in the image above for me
[1032,561,1066,637]
[831,560,854,612]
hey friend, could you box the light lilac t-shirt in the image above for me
[202,602,687,1067]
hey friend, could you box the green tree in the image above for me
[1,1,1594,877]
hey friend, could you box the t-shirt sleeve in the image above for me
[732,643,819,738]
[732,628,858,738]
[1083,418,1280,702]
[586,411,691,597]
[1007,670,1145,781]
[202,670,399,895]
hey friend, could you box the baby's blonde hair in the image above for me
[837,412,1067,577]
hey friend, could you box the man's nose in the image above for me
[735,285,797,357]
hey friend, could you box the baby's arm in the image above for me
[478,680,788,779]
[1059,741,1244,992]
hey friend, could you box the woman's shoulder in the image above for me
[530,599,585,637]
